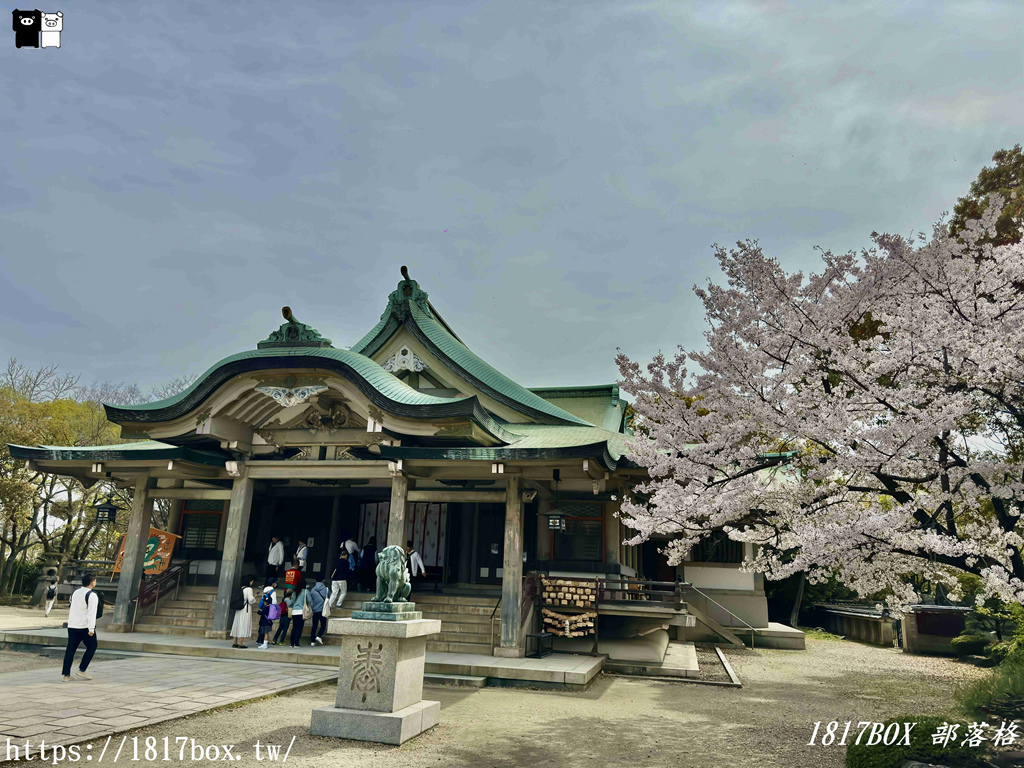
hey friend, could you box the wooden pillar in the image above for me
[326,494,343,571]
[536,497,552,561]
[111,473,155,629]
[604,498,620,567]
[212,471,256,635]
[386,473,408,548]
[496,476,524,657]
[458,503,474,584]
[166,498,185,538]
[469,503,480,584]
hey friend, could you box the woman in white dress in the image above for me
[230,575,256,648]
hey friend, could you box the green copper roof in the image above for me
[8,441,229,466]
[351,271,592,427]
[117,347,462,414]
[528,385,626,432]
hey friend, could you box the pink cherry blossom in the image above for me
[617,195,1024,609]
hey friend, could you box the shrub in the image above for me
[951,633,991,658]
[845,716,991,768]
[986,641,1015,664]
[956,655,1024,720]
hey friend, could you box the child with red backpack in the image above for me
[256,577,278,650]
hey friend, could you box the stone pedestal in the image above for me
[311,601,441,746]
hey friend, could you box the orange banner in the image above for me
[113,527,180,575]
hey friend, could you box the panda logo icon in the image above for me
[12,9,41,49]
[40,11,61,48]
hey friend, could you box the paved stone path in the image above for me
[0,656,336,746]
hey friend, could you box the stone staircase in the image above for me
[135,586,499,654]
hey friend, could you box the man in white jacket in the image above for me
[62,573,99,681]
[266,537,285,579]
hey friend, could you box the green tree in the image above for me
[948,143,1024,250]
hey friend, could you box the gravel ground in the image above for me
[0,638,992,768]
[0,649,54,674]
[0,604,68,631]
[695,646,733,682]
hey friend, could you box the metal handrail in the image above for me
[130,560,193,632]
[682,583,758,649]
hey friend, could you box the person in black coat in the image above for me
[359,537,377,592]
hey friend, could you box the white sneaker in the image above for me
[75,670,92,680]
[61,675,72,682]
[315,637,323,646]
[310,642,315,647]
[258,642,268,649]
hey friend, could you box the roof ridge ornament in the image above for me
[257,306,333,349]
[380,265,433,322]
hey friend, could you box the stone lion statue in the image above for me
[373,544,412,603]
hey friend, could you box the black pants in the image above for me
[310,612,327,642]
[289,616,305,647]
[265,563,281,579]
[62,628,97,676]
[273,616,291,644]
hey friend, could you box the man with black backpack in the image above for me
[62,573,100,681]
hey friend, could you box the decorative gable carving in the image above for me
[382,347,428,373]
[256,384,328,408]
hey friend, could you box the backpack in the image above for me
[258,591,275,617]
[88,589,105,619]
[267,602,281,621]
[229,588,246,612]
[46,584,57,600]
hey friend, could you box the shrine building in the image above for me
[9,267,793,656]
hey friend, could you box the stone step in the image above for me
[163,599,218,611]
[156,606,215,619]
[138,615,212,629]
[426,641,493,654]
[130,623,212,637]
[176,591,216,602]
[436,631,492,644]
[180,585,219,594]
[424,672,488,688]
[420,610,495,624]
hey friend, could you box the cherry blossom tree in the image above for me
[616,195,1024,608]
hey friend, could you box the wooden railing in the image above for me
[130,560,193,632]
[596,576,687,606]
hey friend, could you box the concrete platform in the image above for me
[604,642,699,678]
[755,623,805,650]
[310,700,440,745]
[1,628,604,690]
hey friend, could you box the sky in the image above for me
[2,0,1022,400]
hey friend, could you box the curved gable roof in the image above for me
[350,272,592,427]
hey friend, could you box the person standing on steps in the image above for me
[294,540,309,570]
[308,574,329,646]
[266,536,285,579]
[342,533,360,569]
[289,581,311,648]
[256,577,277,649]
[229,575,256,649]
[406,540,425,584]
[62,573,99,682]
[329,549,353,608]
[358,537,378,592]
[272,589,294,646]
